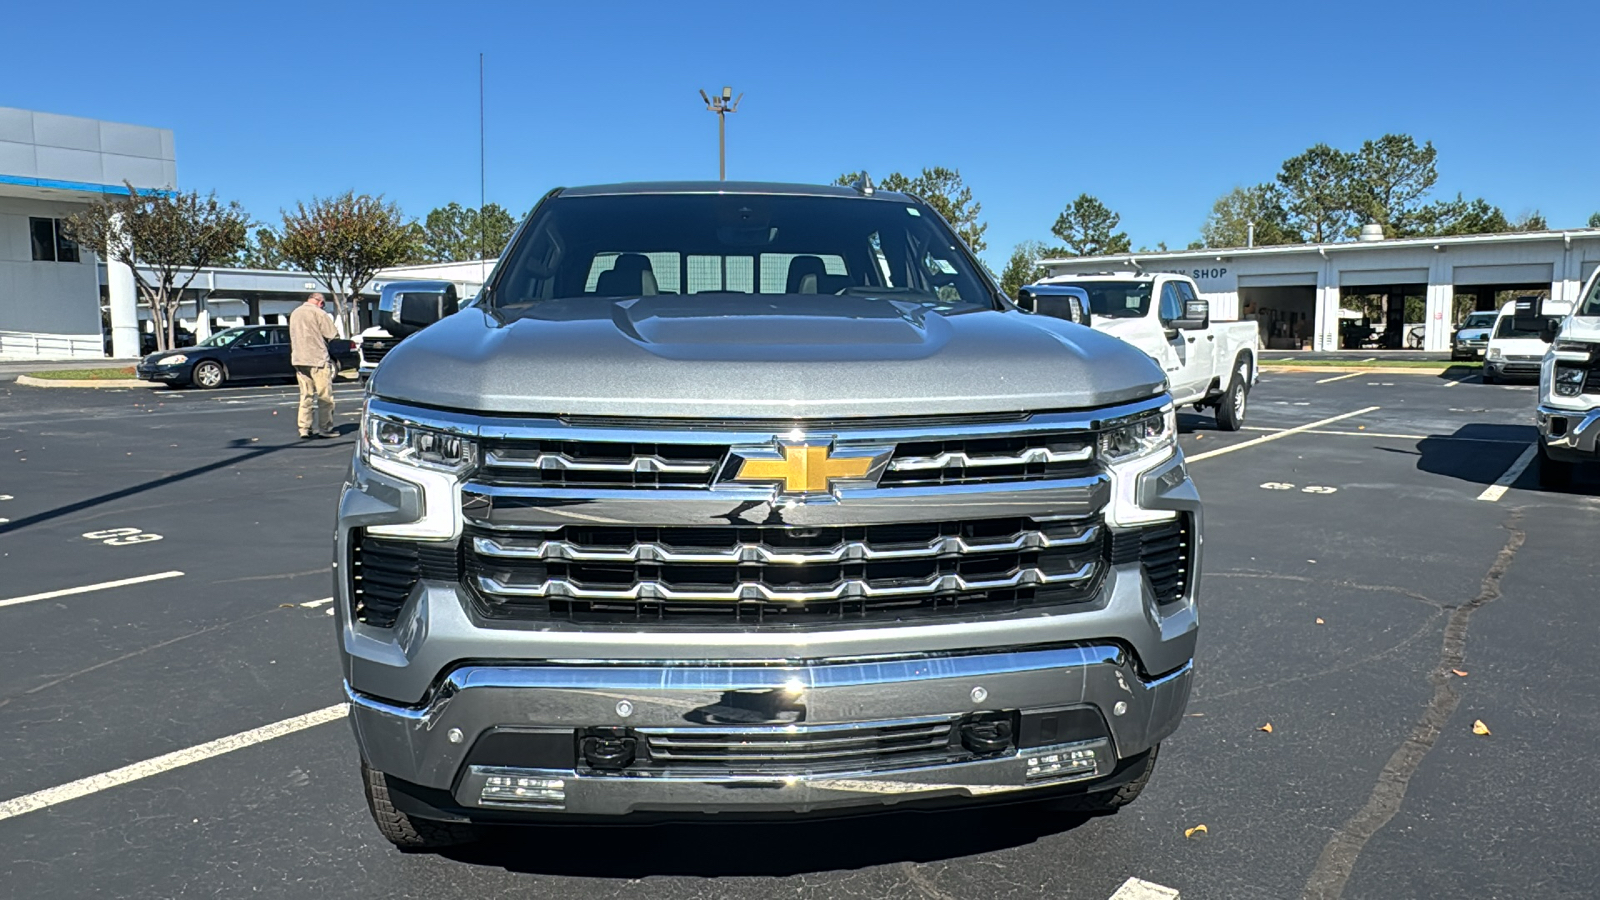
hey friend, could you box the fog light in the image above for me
[1024,744,1100,781]
[481,773,566,806]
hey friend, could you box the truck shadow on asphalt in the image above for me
[0,429,357,535]
[440,804,1094,877]
[1383,423,1600,495]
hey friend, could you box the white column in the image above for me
[1314,259,1339,351]
[1423,254,1451,351]
[106,214,139,359]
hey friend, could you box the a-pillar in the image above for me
[106,214,139,358]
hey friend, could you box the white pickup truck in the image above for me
[1532,276,1600,486]
[1021,272,1261,430]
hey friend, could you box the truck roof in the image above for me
[557,181,915,201]
[1042,271,1157,282]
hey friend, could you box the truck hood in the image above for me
[368,295,1167,418]
[1559,316,1600,343]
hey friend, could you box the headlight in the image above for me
[1487,348,1502,360]
[1099,405,1177,465]
[160,354,188,366]
[1100,405,1179,528]
[361,408,477,474]
[1555,367,1587,397]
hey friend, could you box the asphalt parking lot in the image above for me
[1,370,1596,900]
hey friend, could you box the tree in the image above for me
[1198,184,1296,248]
[1349,134,1437,235]
[1409,194,1511,236]
[1051,194,1131,256]
[1510,210,1548,232]
[418,202,519,262]
[998,240,1051,299]
[1277,144,1355,243]
[235,226,290,269]
[62,184,248,352]
[833,167,988,251]
[279,192,414,337]
[1589,211,1600,228]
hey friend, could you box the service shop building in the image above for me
[1040,229,1600,351]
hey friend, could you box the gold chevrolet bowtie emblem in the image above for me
[731,443,887,494]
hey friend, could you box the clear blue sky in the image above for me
[5,0,1596,267]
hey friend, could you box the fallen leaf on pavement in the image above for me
[1259,723,1273,733]
[278,604,295,608]
[1184,824,1208,839]
[1472,720,1491,736]
[1451,669,1468,677]
[1315,617,1325,624]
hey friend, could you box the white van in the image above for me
[1485,298,1564,383]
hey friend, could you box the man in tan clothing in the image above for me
[289,293,338,439]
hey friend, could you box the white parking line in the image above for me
[1109,877,1180,899]
[0,571,185,610]
[1187,407,1380,463]
[1239,426,1528,444]
[1441,374,1475,388]
[0,704,347,823]
[1315,371,1368,384]
[1476,444,1538,502]
[299,597,333,608]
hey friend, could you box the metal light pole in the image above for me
[698,86,742,180]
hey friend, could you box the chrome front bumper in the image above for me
[347,644,1193,816]
[1537,405,1600,461]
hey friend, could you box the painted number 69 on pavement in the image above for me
[82,527,164,546]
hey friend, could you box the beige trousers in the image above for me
[294,364,335,435]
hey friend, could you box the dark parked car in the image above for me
[136,325,358,388]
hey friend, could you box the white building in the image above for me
[1040,229,1600,351]
[0,106,176,359]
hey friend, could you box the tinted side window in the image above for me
[1158,283,1184,321]
[236,329,270,348]
[1173,282,1198,303]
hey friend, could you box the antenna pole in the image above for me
[479,52,487,281]
[700,87,740,181]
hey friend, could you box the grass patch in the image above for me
[24,367,138,380]
[1260,359,1470,371]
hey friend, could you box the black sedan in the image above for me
[136,325,359,389]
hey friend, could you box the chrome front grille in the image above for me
[882,434,1096,487]
[635,716,962,775]
[472,427,1101,492]
[478,440,727,489]
[466,517,1106,625]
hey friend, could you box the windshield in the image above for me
[1581,276,1600,317]
[489,193,996,313]
[1460,312,1496,329]
[1494,314,1545,340]
[197,329,244,347]
[1049,282,1153,319]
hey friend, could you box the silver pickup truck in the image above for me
[338,181,1200,849]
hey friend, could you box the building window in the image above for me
[29,217,80,263]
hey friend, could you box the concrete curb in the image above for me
[15,375,156,389]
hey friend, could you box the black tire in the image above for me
[1481,369,1496,385]
[192,360,225,389]
[1044,745,1159,814]
[1215,360,1250,432]
[1538,441,1574,489]
[361,762,478,850]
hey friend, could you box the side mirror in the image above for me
[1016,284,1091,326]
[380,281,459,338]
[1172,298,1210,331]
[1540,318,1560,344]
